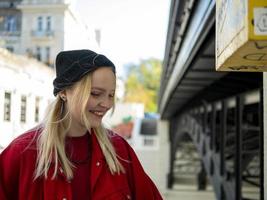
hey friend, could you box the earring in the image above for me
[60,96,66,101]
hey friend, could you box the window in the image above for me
[36,46,41,61]
[45,46,50,64]
[140,119,157,135]
[6,46,14,52]
[35,97,40,122]
[46,16,51,31]
[37,16,43,31]
[20,95,27,123]
[143,137,155,146]
[4,92,11,121]
[5,16,16,32]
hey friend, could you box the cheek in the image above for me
[86,98,97,109]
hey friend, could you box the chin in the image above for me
[90,122,102,128]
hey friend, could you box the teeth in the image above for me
[92,111,104,116]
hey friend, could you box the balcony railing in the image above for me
[31,30,54,39]
[0,2,15,8]
[21,0,69,5]
[0,31,21,37]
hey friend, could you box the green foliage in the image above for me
[124,58,162,113]
[122,116,133,123]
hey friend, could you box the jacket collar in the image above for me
[46,129,106,192]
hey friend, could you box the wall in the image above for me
[0,48,54,149]
[132,120,170,196]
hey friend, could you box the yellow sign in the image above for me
[216,0,267,71]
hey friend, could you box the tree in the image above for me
[124,58,162,113]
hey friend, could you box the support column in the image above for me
[157,120,170,195]
[263,73,266,200]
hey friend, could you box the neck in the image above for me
[67,122,88,137]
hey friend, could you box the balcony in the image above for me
[21,0,70,5]
[0,31,20,37]
[31,30,54,40]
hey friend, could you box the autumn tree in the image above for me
[124,58,162,113]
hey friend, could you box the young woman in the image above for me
[0,49,163,200]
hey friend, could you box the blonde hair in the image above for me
[35,71,124,180]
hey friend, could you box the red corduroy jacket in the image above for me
[0,128,163,200]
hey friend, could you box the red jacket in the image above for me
[0,128,163,200]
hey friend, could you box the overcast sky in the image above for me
[75,0,170,76]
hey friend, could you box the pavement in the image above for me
[162,184,259,200]
[162,184,216,200]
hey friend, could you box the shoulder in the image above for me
[107,129,130,147]
[107,129,133,155]
[0,127,42,198]
[1,126,42,157]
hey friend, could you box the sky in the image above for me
[75,0,170,76]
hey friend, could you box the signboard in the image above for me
[216,0,267,71]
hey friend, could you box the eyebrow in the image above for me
[91,87,115,92]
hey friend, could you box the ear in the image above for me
[58,90,67,101]
[59,90,66,96]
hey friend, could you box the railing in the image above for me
[21,0,70,5]
[0,31,21,37]
[31,30,54,38]
[0,2,19,8]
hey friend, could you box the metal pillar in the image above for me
[235,95,243,200]
[220,100,226,176]
[259,88,264,200]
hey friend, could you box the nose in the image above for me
[99,97,113,109]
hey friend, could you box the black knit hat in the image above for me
[53,49,116,96]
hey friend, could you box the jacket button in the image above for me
[62,198,67,200]
[126,195,131,199]
[96,161,100,166]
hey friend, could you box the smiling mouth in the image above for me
[90,111,105,117]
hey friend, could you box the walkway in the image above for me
[163,184,215,200]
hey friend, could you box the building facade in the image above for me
[0,0,99,66]
[0,0,22,54]
[0,48,54,150]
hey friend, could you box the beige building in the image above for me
[0,0,99,66]
[0,0,22,54]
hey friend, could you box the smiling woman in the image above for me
[62,67,116,136]
[0,49,163,200]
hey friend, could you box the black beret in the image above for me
[53,49,116,96]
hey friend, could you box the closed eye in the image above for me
[91,92,101,97]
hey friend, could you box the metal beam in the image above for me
[159,0,215,116]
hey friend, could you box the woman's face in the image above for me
[65,67,116,131]
[87,67,116,128]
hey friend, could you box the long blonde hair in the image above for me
[35,71,124,180]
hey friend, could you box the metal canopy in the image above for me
[159,0,218,118]
[159,0,262,119]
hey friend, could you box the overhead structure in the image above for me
[159,0,263,199]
